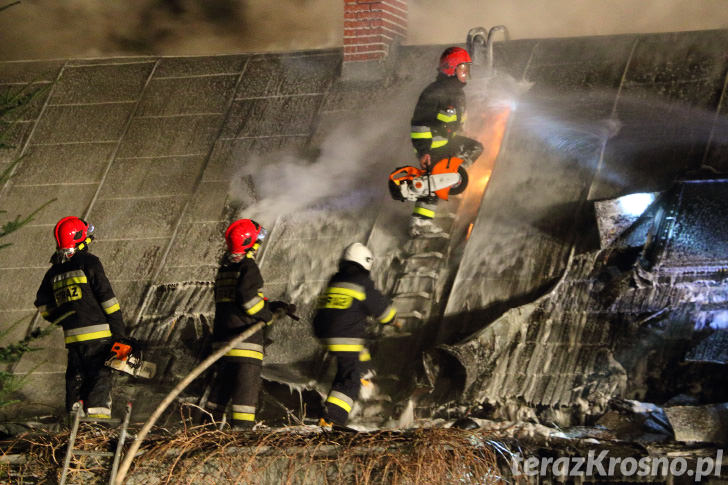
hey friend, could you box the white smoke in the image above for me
[228,115,408,228]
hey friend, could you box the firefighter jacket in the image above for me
[213,253,273,340]
[313,262,397,351]
[35,250,126,346]
[410,73,467,158]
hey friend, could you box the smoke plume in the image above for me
[2,0,727,61]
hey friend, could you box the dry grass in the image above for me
[0,424,504,484]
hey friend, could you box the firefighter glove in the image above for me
[270,300,296,315]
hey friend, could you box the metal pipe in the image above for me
[466,27,488,65]
[60,402,83,485]
[109,402,133,485]
[485,25,509,73]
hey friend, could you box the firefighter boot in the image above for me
[318,417,334,430]
[408,217,444,238]
[359,369,376,401]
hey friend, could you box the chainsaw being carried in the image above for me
[104,338,157,379]
[388,156,468,202]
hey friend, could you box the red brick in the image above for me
[377,11,407,29]
[344,27,376,37]
[353,18,405,38]
[377,3,407,21]
[344,43,387,54]
[386,0,408,11]
[344,20,374,29]
[344,52,385,62]
[344,3,371,12]
[359,42,387,52]
[355,10,379,20]
[381,19,407,37]
[343,35,383,45]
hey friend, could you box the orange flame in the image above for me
[459,107,511,238]
[478,107,511,175]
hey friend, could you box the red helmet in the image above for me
[439,47,472,76]
[54,216,93,250]
[225,219,267,254]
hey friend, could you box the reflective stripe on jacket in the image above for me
[35,251,125,345]
[313,262,396,341]
[213,254,273,339]
[410,73,467,158]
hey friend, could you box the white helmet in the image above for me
[342,242,374,271]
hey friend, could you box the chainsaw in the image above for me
[104,339,157,379]
[388,157,469,202]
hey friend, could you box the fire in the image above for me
[464,107,510,198]
[478,106,511,175]
[476,171,491,191]
[460,107,511,239]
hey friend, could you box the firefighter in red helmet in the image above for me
[34,216,126,420]
[409,46,484,236]
[206,219,293,429]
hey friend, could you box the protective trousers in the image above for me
[66,338,113,418]
[323,348,371,425]
[208,329,264,428]
[413,135,484,220]
[429,135,483,169]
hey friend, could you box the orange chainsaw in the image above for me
[105,339,157,379]
[388,157,468,202]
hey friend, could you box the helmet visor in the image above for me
[455,63,470,81]
[257,227,268,241]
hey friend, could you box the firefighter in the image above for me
[313,243,397,427]
[35,216,126,419]
[409,46,484,236]
[206,218,292,429]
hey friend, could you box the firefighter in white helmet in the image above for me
[312,243,397,427]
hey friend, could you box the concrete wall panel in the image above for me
[33,103,134,143]
[0,268,48,310]
[118,114,222,158]
[104,155,207,197]
[203,136,308,182]
[161,221,225,270]
[0,120,32,163]
[184,181,228,222]
[154,55,247,78]
[91,240,164,282]
[137,74,238,116]
[0,183,97,225]
[0,60,63,83]
[156,264,218,284]
[91,197,187,239]
[236,52,338,98]
[222,95,323,138]
[13,142,116,185]
[0,83,52,121]
[49,62,155,104]
[0,225,53,268]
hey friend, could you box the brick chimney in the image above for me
[342,0,408,81]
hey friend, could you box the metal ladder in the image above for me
[60,402,133,485]
[390,207,461,334]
